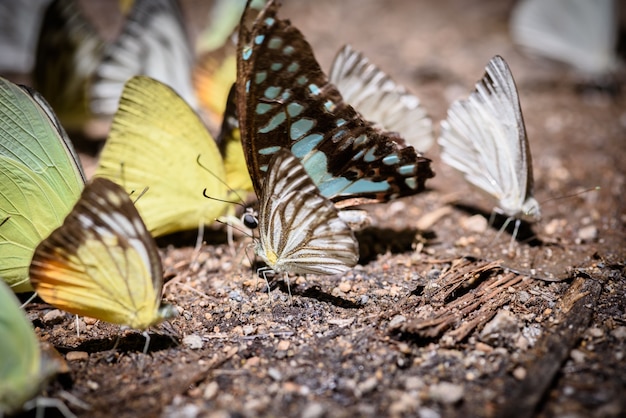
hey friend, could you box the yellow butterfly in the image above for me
[95,76,252,238]
[0,280,66,415]
[0,77,85,292]
[29,178,177,330]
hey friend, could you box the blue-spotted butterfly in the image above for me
[438,55,540,242]
[236,0,434,208]
[255,148,359,276]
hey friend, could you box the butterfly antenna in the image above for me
[130,186,149,204]
[19,292,38,309]
[196,154,247,205]
[539,186,601,205]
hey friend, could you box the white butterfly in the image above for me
[255,149,359,278]
[438,55,540,241]
[90,0,198,117]
[329,44,434,152]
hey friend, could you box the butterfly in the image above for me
[90,0,199,119]
[236,0,434,208]
[438,55,541,241]
[255,148,359,277]
[0,76,86,292]
[329,44,434,152]
[29,177,178,330]
[0,281,66,416]
[33,0,106,133]
[95,76,252,238]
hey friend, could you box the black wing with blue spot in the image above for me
[236,0,434,207]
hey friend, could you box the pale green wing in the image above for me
[95,76,232,237]
[0,77,85,291]
[0,281,60,415]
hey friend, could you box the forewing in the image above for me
[30,178,165,330]
[329,44,434,152]
[236,0,433,204]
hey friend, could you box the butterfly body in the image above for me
[236,0,433,207]
[29,178,177,330]
[255,149,358,276]
[439,55,540,223]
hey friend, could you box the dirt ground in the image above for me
[8,0,626,417]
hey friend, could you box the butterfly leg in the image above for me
[142,331,151,354]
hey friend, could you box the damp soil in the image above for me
[9,0,626,417]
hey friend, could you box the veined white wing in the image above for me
[90,0,197,116]
[256,149,359,276]
[329,44,434,152]
[438,55,540,222]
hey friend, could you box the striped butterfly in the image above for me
[236,0,434,208]
[0,76,85,292]
[0,280,66,416]
[255,149,359,277]
[438,55,540,241]
[329,44,434,152]
[29,177,178,331]
[90,0,198,118]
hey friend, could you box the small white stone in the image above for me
[182,334,203,350]
[429,382,464,404]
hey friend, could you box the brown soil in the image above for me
[8,0,626,417]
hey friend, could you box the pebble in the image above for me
[429,382,464,404]
[66,351,89,361]
[301,402,325,418]
[268,367,282,381]
[276,340,290,351]
[512,366,527,380]
[418,407,441,418]
[587,327,604,338]
[577,225,598,242]
[357,376,378,395]
[570,349,586,363]
[461,214,488,233]
[611,326,626,340]
[202,381,219,400]
[228,290,243,302]
[338,281,352,293]
[404,376,424,391]
[182,334,203,350]
[389,315,406,328]
[479,310,519,344]
[42,309,65,324]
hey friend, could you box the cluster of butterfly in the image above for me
[0,0,541,414]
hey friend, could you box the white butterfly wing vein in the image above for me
[329,45,433,151]
[257,151,358,275]
[439,57,537,219]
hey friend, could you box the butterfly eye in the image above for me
[242,208,259,229]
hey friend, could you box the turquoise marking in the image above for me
[308,84,321,95]
[301,151,328,184]
[268,37,282,49]
[296,75,308,86]
[335,118,346,127]
[398,164,416,176]
[271,62,283,71]
[290,118,315,140]
[242,46,252,61]
[287,102,304,117]
[324,100,336,112]
[354,134,368,147]
[332,129,346,140]
[255,71,267,84]
[287,62,300,73]
[264,86,281,99]
[405,177,417,189]
[281,90,291,101]
[292,133,324,158]
[259,146,282,155]
[283,45,295,55]
[259,112,286,133]
[341,178,389,195]
[264,17,275,26]
[255,103,273,115]
[245,80,250,93]
[382,153,400,165]
[255,34,265,45]
[260,165,269,172]
[364,146,378,162]
[352,149,365,161]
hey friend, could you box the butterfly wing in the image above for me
[438,55,539,220]
[90,0,197,117]
[0,281,62,415]
[257,149,359,276]
[0,78,85,292]
[33,0,105,132]
[329,44,434,152]
[94,76,232,237]
[30,178,176,330]
[236,0,433,206]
